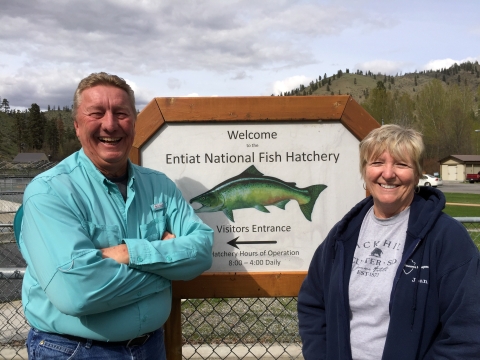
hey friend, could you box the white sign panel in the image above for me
[142,122,364,272]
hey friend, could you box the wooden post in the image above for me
[164,298,182,360]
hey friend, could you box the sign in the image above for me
[142,122,364,272]
[130,95,379,298]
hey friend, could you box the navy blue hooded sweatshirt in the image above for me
[298,187,480,359]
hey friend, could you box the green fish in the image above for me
[189,165,327,222]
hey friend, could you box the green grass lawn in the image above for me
[444,205,480,217]
[443,193,480,205]
[442,193,480,250]
[443,192,480,217]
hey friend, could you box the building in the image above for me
[12,153,49,163]
[438,155,480,181]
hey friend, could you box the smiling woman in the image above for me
[298,124,480,360]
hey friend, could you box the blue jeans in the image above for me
[26,327,166,360]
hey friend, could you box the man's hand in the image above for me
[101,244,130,264]
[101,232,175,264]
[162,231,175,240]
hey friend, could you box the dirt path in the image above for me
[446,203,480,207]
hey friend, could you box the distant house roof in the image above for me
[12,153,49,163]
[438,155,480,163]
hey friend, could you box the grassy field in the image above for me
[443,193,480,249]
[444,192,480,217]
[444,193,480,205]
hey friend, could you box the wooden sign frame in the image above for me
[129,95,379,359]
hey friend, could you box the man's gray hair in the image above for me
[72,72,136,120]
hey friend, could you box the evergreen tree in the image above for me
[1,98,10,112]
[45,118,60,157]
[28,103,47,150]
[56,116,65,153]
[14,110,28,153]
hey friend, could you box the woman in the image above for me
[298,124,480,359]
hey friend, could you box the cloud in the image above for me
[422,57,480,71]
[231,71,249,80]
[167,78,182,90]
[0,66,153,111]
[0,0,376,76]
[271,75,310,95]
[0,66,83,110]
[355,60,409,75]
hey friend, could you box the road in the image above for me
[436,181,480,194]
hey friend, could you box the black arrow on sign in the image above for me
[227,237,277,249]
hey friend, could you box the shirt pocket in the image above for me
[83,221,121,248]
[139,212,166,241]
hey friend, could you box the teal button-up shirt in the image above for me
[19,149,213,341]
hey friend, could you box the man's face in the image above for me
[74,85,135,177]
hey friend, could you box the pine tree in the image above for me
[14,110,28,153]
[45,118,60,156]
[28,103,47,150]
[1,98,10,112]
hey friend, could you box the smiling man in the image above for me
[74,83,135,177]
[17,72,214,359]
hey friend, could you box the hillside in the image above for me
[0,109,76,161]
[294,64,480,105]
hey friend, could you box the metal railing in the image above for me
[1,218,480,360]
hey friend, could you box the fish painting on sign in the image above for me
[190,165,327,222]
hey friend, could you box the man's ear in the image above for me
[74,120,80,137]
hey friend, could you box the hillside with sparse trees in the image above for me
[276,61,480,173]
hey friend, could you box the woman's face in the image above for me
[365,151,418,219]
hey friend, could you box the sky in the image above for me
[0,0,479,111]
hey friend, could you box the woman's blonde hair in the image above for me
[359,124,424,179]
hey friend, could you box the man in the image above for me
[17,72,214,359]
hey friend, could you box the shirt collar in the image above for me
[78,148,135,188]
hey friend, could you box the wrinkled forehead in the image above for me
[79,85,134,112]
